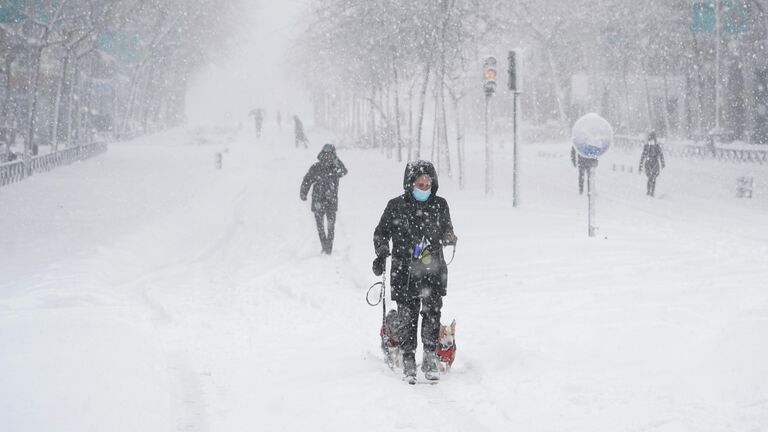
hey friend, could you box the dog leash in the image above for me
[444,244,457,266]
[366,269,388,330]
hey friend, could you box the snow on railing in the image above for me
[0,160,25,186]
[0,142,108,187]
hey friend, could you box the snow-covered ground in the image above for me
[1,123,767,431]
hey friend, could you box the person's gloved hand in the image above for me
[300,194,307,201]
[442,232,458,246]
[372,255,387,276]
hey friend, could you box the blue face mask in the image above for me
[412,187,432,202]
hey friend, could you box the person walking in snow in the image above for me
[293,115,309,148]
[570,146,597,195]
[249,108,264,138]
[372,160,457,383]
[300,144,347,254]
[638,131,665,197]
[276,110,282,132]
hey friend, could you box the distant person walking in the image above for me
[638,131,666,197]
[300,144,348,254]
[294,115,309,148]
[249,108,264,138]
[276,110,282,132]
[570,146,597,195]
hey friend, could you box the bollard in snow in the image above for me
[736,176,753,198]
[215,152,222,170]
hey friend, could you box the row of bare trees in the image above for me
[0,0,239,160]
[297,0,768,173]
[296,0,492,186]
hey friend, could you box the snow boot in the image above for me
[403,353,417,385]
[422,350,440,381]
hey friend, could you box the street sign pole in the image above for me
[512,90,519,207]
[587,166,596,237]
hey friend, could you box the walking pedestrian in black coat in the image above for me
[570,146,598,195]
[300,144,347,254]
[293,115,308,148]
[372,160,457,382]
[249,108,264,138]
[639,131,666,197]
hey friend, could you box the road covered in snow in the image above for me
[1,125,767,431]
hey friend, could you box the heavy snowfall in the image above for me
[1,1,767,431]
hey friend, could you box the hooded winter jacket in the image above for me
[373,160,456,302]
[639,139,665,176]
[300,144,348,213]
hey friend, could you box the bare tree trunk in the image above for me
[449,88,465,189]
[392,53,403,162]
[622,60,632,133]
[369,88,377,148]
[25,45,44,158]
[407,78,415,161]
[66,58,79,146]
[51,52,72,152]
[431,94,439,165]
[642,59,653,131]
[662,70,672,137]
[546,48,569,133]
[439,84,451,177]
[415,63,431,159]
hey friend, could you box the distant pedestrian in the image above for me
[249,108,264,138]
[570,146,598,195]
[294,115,309,148]
[300,144,348,254]
[638,131,666,197]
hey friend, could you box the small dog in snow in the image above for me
[436,319,456,371]
[381,309,403,369]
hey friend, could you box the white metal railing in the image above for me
[613,134,767,164]
[0,142,108,187]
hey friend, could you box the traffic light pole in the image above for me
[484,92,493,196]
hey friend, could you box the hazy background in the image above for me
[185,1,310,127]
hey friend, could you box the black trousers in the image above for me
[313,211,336,253]
[396,283,442,356]
[646,174,658,196]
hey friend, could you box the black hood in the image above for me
[402,160,438,194]
[317,143,337,161]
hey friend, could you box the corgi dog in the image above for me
[436,319,456,371]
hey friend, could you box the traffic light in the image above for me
[508,50,518,92]
[483,56,497,95]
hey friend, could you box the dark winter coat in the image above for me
[294,116,307,142]
[300,145,347,213]
[570,147,598,169]
[373,161,456,303]
[639,140,665,177]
